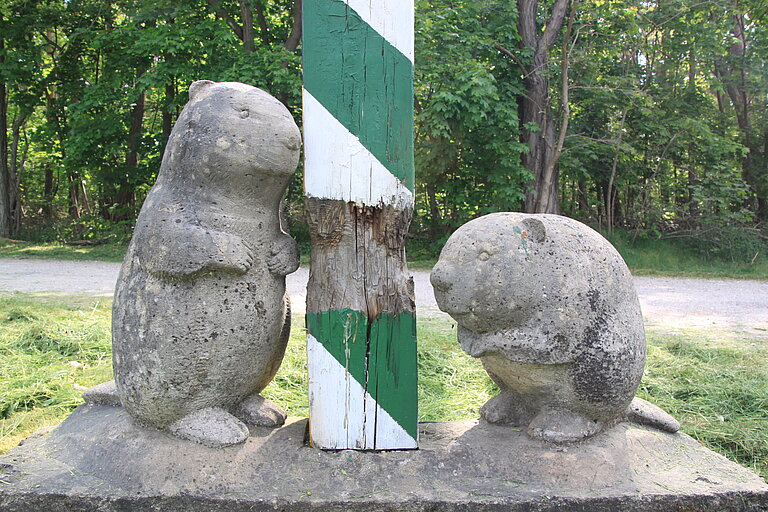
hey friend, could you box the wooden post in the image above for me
[303,0,417,450]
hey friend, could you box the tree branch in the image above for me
[495,44,528,74]
[540,0,572,51]
[205,0,244,41]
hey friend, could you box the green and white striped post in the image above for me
[303,0,417,450]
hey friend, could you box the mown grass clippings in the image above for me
[639,329,768,479]
[0,293,765,481]
[0,293,114,451]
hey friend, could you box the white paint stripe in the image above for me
[370,395,418,449]
[307,333,371,449]
[303,89,414,210]
[343,0,414,63]
[307,334,417,449]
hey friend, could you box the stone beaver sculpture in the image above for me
[107,81,301,447]
[430,213,680,443]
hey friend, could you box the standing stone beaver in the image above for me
[109,81,301,447]
[431,213,680,443]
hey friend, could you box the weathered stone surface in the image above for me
[431,213,679,443]
[111,80,300,446]
[80,380,120,407]
[1,405,766,511]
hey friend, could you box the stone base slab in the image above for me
[1,404,766,511]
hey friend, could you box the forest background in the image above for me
[1,0,767,266]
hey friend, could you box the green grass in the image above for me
[608,232,768,280]
[0,293,765,480]
[0,238,127,262]
[0,293,114,451]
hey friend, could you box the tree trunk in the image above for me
[517,0,572,214]
[715,9,766,220]
[284,0,302,52]
[426,182,441,241]
[9,113,29,232]
[163,82,174,142]
[0,15,10,238]
[252,0,270,45]
[115,66,147,221]
[43,164,55,219]
[240,0,255,52]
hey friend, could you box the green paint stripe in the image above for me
[306,309,418,440]
[307,309,369,393]
[303,0,415,191]
[367,311,418,440]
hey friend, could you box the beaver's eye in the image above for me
[239,109,250,119]
[478,251,490,261]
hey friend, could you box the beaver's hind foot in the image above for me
[480,392,535,425]
[235,394,287,428]
[526,408,610,444]
[169,407,250,447]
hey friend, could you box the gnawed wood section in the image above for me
[303,0,417,450]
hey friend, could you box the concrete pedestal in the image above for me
[1,404,766,511]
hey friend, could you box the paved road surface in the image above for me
[1,258,766,334]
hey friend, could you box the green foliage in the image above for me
[413,0,529,235]
[2,0,767,263]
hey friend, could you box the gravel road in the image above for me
[1,257,766,335]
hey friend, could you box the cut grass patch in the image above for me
[639,329,768,479]
[0,238,127,262]
[0,293,114,451]
[0,293,765,481]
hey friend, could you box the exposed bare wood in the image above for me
[305,198,414,319]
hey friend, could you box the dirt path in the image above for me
[1,257,766,335]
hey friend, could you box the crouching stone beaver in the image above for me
[431,213,680,443]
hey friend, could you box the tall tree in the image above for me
[0,10,10,237]
[515,0,573,213]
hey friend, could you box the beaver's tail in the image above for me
[626,396,681,433]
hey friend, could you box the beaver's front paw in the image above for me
[211,232,254,274]
[267,236,299,276]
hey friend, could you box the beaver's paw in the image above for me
[211,233,253,274]
[235,395,287,428]
[267,236,299,276]
[169,407,249,447]
[527,408,605,444]
[479,392,533,425]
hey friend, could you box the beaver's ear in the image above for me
[522,218,546,243]
[189,80,215,101]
